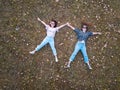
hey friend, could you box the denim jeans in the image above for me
[69,41,89,63]
[35,36,57,56]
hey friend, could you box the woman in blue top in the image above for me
[67,22,101,69]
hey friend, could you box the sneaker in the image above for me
[86,62,92,70]
[55,57,58,62]
[67,64,70,68]
[29,50,35,54]
[88,65,92,70]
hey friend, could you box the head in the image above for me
[81,23,88,32]
[49,19,57,28]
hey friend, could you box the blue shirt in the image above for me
[74,28,93,42]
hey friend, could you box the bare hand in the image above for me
[37,17,41,21]
[67,22,71,26]
[98,32,102,35]
[66,22,69,25]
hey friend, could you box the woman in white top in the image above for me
[29,17,68,62]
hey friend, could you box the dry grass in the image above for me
[0,0,120,89]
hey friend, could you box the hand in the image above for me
[66,22,69,25]
[37,17,41,21]
[55,0,59,2]
[66,22,71,26]
[66,23,75,30]
[98,32,102,35]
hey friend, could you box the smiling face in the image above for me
[50,21,55,28]
[82,25,88,32]
[49,20,57,28]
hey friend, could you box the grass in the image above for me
[0,0,120,90]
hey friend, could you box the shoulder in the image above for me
[87,31,93,36]
[74,28,82,33]
[45,25,50,29]
[54,27,59,32]
[74,28,81,31]
[46,25,50,27]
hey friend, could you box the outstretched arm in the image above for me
[67,23,75,30]
[37,17,47,26]
[57,23,68,30]
[93,32,102,35]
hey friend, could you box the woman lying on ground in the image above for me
[30,17,68,62]
[67,22,102,69]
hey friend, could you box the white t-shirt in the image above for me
[45,25,59,38]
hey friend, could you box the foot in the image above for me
[88,66,92,70]
[29,50,35,54]
[67,65,70,68]
[86,62,92,70]
[66,61,71,68]
[55,57,58,62]
[67,64,70,68]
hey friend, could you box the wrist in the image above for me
[98,32,101,35]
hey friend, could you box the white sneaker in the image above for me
[86,62,92,70]
[88,66,92,70]
[29,50,35,54]
[67,64,70,68]
[87,64,92,70]
[55,57,58,62]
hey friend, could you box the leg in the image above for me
[29,37,49,54]
[49,38,58,62]
[81,44,92,69]
[67,42,81,67]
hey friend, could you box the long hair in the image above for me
[81,21,93,31]
[51,19,58,27]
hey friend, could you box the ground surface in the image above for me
[0,0,120,90]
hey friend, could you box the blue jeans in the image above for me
[69,41,89,63]
[35,36,57,56]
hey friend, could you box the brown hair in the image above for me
[81,21,93,31]
[51,19,58,27]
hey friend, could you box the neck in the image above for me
[50,25,54,28]
[83,30,86,33]
[51,26,54,28]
